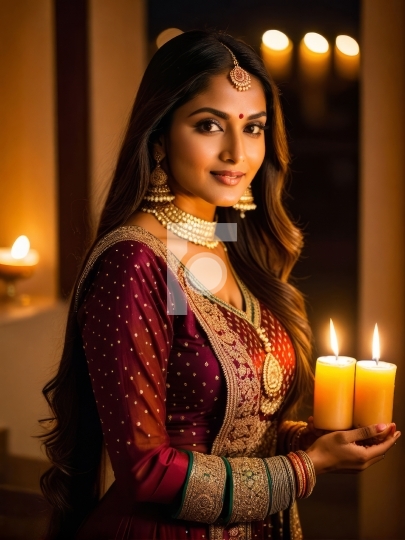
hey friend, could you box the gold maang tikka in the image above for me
[220,42,251,92]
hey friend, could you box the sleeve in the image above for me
[79,241,189,504]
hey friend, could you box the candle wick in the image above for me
[335,355,338,362]
[374,357,379,366]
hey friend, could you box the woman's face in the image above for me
[158,72,267,216]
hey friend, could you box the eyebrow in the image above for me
[188,107,267,120]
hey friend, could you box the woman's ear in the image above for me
[152,134,166,160]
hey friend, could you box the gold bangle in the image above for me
[264,456,296,514]
[296,450,316,498]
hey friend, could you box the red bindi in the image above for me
[239,113,244,119]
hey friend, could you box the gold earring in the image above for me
[232,185,256,218]
[143,153,174,205]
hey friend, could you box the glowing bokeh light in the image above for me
[11,235,30,259]
[262,30,290,51]
[336,35,359,56]
[156,28,183,49]
[303,32,329,54]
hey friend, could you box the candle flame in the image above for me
[11,235,30,260]
[372,323,380,363]
[330,319,339,357]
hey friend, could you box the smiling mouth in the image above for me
[210,171,245,186]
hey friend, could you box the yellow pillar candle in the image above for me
[353,361,396,426]
[353,324,397,426]
[314,356,356,430]
[313,319,356,430]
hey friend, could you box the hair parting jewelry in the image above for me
[220,42,252,92]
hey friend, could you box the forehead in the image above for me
[178,72,267,116]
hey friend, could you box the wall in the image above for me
[89,0,147,227]
[0,0,57,299]
[359,1,405,538]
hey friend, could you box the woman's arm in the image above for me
[79,241,189,504]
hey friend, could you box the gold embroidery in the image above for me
[177,452,226,523]
[290,502,303,540]
[227,457,270,522]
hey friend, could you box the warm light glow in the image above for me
[156,28,183,49]
[336,35,359,56]
[330,319,339,357]
[372,323,380,362]
[303,32,329,54]
[11,236,30,260]
[262,30,290,51]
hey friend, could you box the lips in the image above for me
[210,170,245,186]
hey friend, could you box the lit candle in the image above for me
[334,35,360,80]
[313,319,356,430]
[299,32,331,82]
[261,30,293,80]
[353,324,397,427]
[0,236,39,298]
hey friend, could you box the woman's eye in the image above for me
[245,123,266,135]
[196,120,222,133]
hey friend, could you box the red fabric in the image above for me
[76,239,296,540]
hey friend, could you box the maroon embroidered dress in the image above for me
[74,226,302,540]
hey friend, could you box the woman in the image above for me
[40,31,399,540]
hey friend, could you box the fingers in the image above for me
[344,423,395,444]
[356,430,400,462]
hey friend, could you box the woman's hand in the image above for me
[305,423,400,475]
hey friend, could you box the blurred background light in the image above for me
[336,35,360,56]
[262,30,290,51]
[303,32,329,53]
[156,27,183,49]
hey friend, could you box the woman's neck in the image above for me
[173,193,216,222]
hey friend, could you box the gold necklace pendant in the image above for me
[256,326,284,415]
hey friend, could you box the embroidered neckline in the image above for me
[91,225,261,328]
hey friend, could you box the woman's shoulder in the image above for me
[93,225,169,268]
[75,226,170,312]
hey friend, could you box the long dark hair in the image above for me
[40,30,313,538]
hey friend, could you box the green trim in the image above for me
[172,450,194,519]
[263,458,273,516]
[218,457,233,526]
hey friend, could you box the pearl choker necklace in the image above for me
[141,202,218,249]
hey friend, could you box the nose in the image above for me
[218,128,245,164]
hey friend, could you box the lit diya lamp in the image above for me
[0,236,39,299]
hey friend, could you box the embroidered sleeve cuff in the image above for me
[175,451,227,523]
[226,457,270,523]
